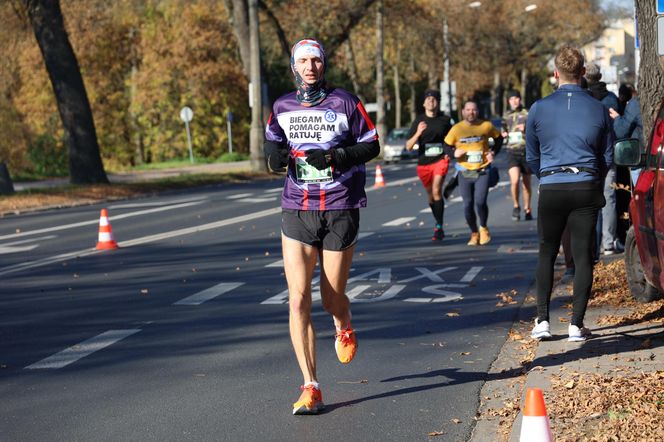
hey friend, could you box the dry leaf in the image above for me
[451,418,462,424]
[446,312,460,317]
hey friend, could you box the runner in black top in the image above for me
[406,89,453,241]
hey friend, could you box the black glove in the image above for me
[305,149,333,170]
[264,141,289,172]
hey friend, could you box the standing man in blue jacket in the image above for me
[526,46,614,342]
[586,63,621,256]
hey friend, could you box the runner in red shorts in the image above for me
[406,90,453,241]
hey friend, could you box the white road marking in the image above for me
[383,217,416,226]
[350,284,405,303]
[265,259,283,268]
[0,201,205,241]
[0,235,58,254]
[109,196,207,209]
[460,266,483,282]
[0,244,39,254]
[25,329,141,369]
[226,193,254,199]
[358,231,375,239]
[237,197,278,203]
[366,176,419,190]
[0,207,281,277]
[173,282,244,305]
[266,187,283,193]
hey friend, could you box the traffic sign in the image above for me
[658,0,664,14]
[179,106,193,123]
[658,16,664,55]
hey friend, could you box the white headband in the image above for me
[293,44,323,62]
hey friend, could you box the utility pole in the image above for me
[248,0,266,171]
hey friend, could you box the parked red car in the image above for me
[614,103,664,302]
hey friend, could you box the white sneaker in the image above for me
[568,324,592,342]
[531,319,552,339]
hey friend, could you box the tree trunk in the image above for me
[635,0,664,139]
[394,62,401,129]
[408,54,416,123]
[128,27,143,166]
[25,0,108,184]
[375,0,386,149]
[248,0,265,172]
[345,41,365,103]
[224,0,251,79]
[0,162,15,195]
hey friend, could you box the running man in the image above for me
[405,89,453,241]
[444,101,503,245]
[501,90,533,221]
[263,38,380,415]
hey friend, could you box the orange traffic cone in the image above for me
[373,164,386,188]
[519,388,553,442]
[96,208,119,250]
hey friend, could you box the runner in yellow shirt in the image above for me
[444,101,503,245]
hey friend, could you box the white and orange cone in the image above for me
[373,164,386,188]
[519,388,553,442]
[96,208,119,250]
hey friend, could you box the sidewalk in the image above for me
[508,255,664,440]
[12,160,252,191]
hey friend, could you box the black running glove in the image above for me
[264,141,289,172]
[305,149,333,170]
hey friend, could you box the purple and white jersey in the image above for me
[265,88,378,210]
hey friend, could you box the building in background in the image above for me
[582,18,637,93]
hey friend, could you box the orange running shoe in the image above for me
[335,328,357,364]
[292,384,324,415]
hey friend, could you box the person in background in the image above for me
[586,63,620,256]
[406,89,453,241]
[501,90,533,221]
[264,38,379,415]
[444,101,503,246]
[610,88,643,187]
[526,46,614,342]
[617,82,635,115]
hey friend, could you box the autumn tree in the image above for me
[635,0,664,138]
[21,0,108,184]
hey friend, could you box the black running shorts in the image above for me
[506,149,531,174]
[281,209,360,251]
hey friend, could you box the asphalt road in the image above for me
[0,160,539,441]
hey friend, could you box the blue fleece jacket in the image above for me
[526,84,615,185]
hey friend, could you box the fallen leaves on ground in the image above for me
[547,371,664,441]
[588,260,634,308]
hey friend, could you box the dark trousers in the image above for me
[536,187,604,326]
[458,171,490,231]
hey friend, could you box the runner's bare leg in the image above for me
[319,246,355,330]
[282,235,319,383]
[509,166,521,208]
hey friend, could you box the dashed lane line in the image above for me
[25,329,141,370]
[383,217,416,227]
[173,282,245,305]
[226,193,254,199]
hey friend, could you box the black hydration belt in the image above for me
[540,166,597,177]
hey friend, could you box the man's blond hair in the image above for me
[554,45,585,81]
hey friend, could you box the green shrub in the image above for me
[27,134,68,177]
[217,152,248,162]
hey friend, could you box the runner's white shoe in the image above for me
[568,325,592,342]
[531,319,552,339]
